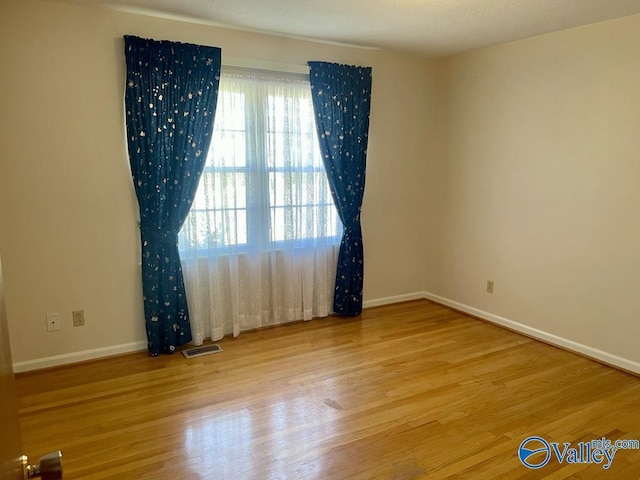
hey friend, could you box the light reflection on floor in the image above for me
[183,392,341,478]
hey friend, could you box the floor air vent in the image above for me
[182,344,223,359]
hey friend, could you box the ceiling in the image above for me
[68,0,640,57]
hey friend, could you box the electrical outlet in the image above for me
[46,313,61,332]
[72,309,85,327]
[486,280,494,294]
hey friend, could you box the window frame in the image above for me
[179,66,342,255]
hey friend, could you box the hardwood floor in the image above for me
[15,300,640,479]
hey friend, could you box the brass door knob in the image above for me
[21,451,63,480]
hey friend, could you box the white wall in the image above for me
[0,0,436,367]
[4,1,638,373]
[432,14,640,367]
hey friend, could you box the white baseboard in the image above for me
[422,291,640,376]
[13,341,147,373]
[363,291,427,309]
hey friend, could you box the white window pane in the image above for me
[210,129,246,168]
[271,207,285,242]
[210,91,246,168]
[236,209,247,245]
[181,69,342,253]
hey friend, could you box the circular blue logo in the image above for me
[518,436,551,469]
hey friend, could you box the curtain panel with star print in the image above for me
[124,35,221,355]
[308,61,372,317]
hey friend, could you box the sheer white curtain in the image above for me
[179,68,341,345]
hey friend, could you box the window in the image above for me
[179,68,341,253]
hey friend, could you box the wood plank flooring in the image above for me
[15,300,640,479]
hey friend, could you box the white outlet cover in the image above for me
[46,313,61,332]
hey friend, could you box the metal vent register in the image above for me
[182,344,223,359]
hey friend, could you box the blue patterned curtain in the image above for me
[308,62,372,317]
[124,36,221,355]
